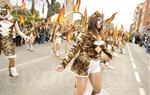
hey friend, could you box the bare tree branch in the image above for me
[46,0,50,6]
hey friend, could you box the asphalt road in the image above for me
[0,42,149,95]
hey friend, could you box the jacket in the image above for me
[61,32,112,76]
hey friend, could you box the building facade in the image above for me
[130,3,143,33]
[130,0,150,33]
[140,0,150,32]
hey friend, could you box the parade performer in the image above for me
[26,27,36,52]
[118,31,126,54]
[106,28,115,52]
[53,24,63,56]
[103,26,116,71]
[49,24,63,56]
[56,11,112,95]
[48,22,56,54]
[0,2,30,77]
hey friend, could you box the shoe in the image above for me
[56,50,59,57]
[95,89,105,95]
[27,45,30,51]
[119,49,122,54]
[85,89,105,95]
[9,67,19,77]
[122,48,125,54]
[30,46,34,52]
[30,50,34,52]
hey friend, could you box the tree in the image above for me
[31,0,35,15]
[46,0,61,17]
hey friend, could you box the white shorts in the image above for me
[72,60,101,77]
[56,38,62,44]
[88,60,101,74]
[107,44,112,51]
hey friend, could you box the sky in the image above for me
[79,0,145,30]
[10,0,145,30]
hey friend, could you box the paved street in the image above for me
[0,42,149,95]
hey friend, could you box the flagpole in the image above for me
[16,0,18,15]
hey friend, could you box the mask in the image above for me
[96,18,103,29]
[0,5,10,19]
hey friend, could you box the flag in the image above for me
[57,4,65,24]
[84,7,87,24]
[20,16,25,24]
[73,0,81,12]
[113,25,118,37]
[21,0,26,10]
[106,12,117,24]
[42,3,44,14]
[119,25,123,33]
[66,30,71,42]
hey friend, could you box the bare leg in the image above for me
[27,44,30,50]
[52,42,56,54]
[55,43,60,56]
[89,72,102,95]
[74,76,88,95]
[8,58,15,68]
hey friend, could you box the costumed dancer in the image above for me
[26,27,36,52]
[52,24,63,56]
[118,31,126,54]
[0,1,30,77]
[56,11,112,95]
[104,27,115,71]
[106,28,115,52]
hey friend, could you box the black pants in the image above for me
[16,35,22,46]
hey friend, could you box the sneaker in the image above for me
[85,89,105,95]
[30,50,34,52]
[84,90,92,95]
[30,46,34,52]
[95,89,105,95]
[122,48,125,54]
[119,48,122,54]
[56,50,59,57]
[27,45,30,51]
[9,67,19,77]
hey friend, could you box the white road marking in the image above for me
[127,44,147,95]
[130,57,134,62]
[0,55,51,73]
[139,87,146,95]
[131,62,137,69]
[134,71,141,83]
[0,50,66,73]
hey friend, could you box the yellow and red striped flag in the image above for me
[57,4,65,24]
[106,12,117,24]
[84,7,87,23]
[73,0,81,12]
[21,0,26,10]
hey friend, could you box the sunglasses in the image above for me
[97,18,103,24]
